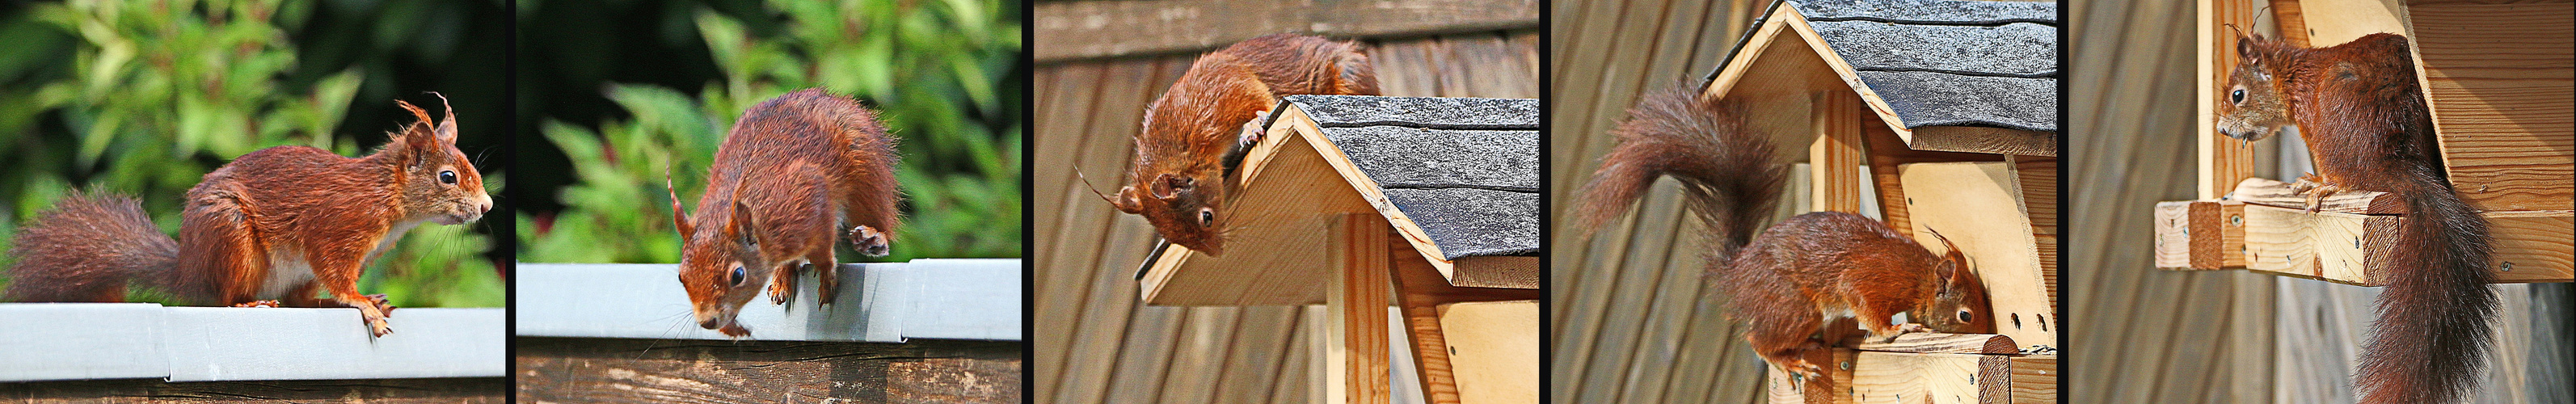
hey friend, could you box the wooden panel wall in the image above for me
[1548,0,1772,403]
[1031,22,1538,403]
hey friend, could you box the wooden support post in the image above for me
[2197,0,2267,200]
[1327,213,1392,404]
[1812,90,1870,213]
[1393,262,1462,403]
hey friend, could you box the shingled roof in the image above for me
[1710,0,2060,133]
[1287,95,1540,259]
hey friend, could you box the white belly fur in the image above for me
[255,220,424,300]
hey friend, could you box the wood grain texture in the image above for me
[1036,29,1533,404]
[513,338,1019,403]
[1902,162,2058,350]
[1031,0,1537,62]
[2008,356,2057,404]
[1329,213,1393,404]
[1436,301,1539,404]
[1814,90,1872,213]
[2162,200,2573,284]
[2407,1,2576,213]
[2075,0,2286,401]
[1853,333,2022,355]
[0,378,505,403]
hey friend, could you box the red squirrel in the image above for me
[668,89,901,338]
[2,94,492,337]
[1576,85,1996,384]
[1103,33,1378,255]
[2218,32,2495,404]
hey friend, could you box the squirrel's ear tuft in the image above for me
[429,92,458,144]
[668,172,694,237]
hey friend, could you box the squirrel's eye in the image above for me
[1198,208,1215,226]
[1958,310,1974,323]
[2230,89,2245,104]
[729,266,747,287]
[440,170,458,184]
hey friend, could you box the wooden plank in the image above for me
[2008,356,2058,404]
[1031,61,1107,402]
[1031,0,1537,62]
[1852,333,2020,356]
[1212,306,1305,404]
[513,337,1020,403]
[1437,301,1539,404]
[2199,0,2266,200]
[1395,246,1465,404]
[2011,156,2058,310]
[2291,0,2413,47]
[2223,177,2402,214]
[2152,200,2206,269]
[2408,1,2576,213]
[1328,213,1393,404]
[2237,203,2574,284]
[1900,162,2057,350]
[1769,350,2013,404]
[0,377,506,403]
[1048,58,1170,404]
[1813,90,1870,213]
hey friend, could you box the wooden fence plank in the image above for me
[514,337,1018,403]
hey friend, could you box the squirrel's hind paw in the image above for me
[849,225,890,257]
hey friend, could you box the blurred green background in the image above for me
[513,0,1024,263]
[0,0,511,307]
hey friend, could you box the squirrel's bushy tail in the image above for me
[1575,84,1785,255]
[2358,175,2496,404]
[3,191,180,302]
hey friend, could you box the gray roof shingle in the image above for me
[1712,0,2060,133]
[1280,95,1540,259]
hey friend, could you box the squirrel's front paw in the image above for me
[365,317,393,337]
[2287,174,2343,213]
[719,324,751,338]
[1238,110,1272,148]
[849,225,890,257]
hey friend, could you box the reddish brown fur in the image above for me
[673,89,902,337]
[2219,33,2494,404]
[3,95,492,338]
[1578,86,1993,387]
[1114,33,1378,255]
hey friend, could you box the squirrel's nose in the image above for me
[698,318,723,330]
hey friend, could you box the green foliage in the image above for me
[0,0,501,308]
[521,0,1022,263]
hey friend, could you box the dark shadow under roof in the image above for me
[1282,95,1539,259]
[1712,0,2060,133]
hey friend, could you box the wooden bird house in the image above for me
[2152,0,2574,284]
[1703,0,2061,402]
[1136,95,1541,403]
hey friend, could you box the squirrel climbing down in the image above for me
[2,94,493,338]
[2218,32,2496,404]
[668,89,902,338]
[1104,33,1379,256]
[1576,85,1996,383]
